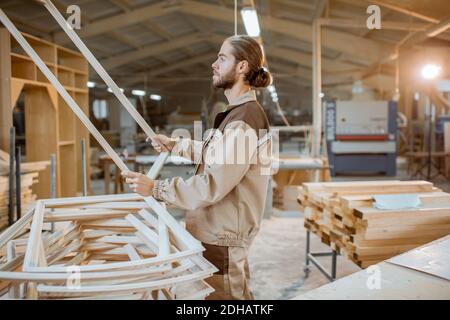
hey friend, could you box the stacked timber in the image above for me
[298,180,450,268]
[0,194,217,300]
[0,150,49,230]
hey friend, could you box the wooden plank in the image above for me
[22,201,45,270]
[158,217,170,257]
[36,268,214,297]
[300,180,450,268]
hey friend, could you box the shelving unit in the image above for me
[0,29,90,199]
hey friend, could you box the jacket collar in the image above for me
[225,90,256,112]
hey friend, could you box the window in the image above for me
[93,99,108,119]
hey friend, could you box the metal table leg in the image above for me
[15,146,21,220]
[303,229,339,282]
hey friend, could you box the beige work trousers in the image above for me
[202,243,254,300]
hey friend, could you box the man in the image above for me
[123,35,272,300]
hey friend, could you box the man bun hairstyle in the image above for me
[226,35,273,88]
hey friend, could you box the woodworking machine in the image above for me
[325,100,397,176]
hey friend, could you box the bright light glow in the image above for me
[87,81,96,88]
[352,81,364,94]
[241,8,261,37]
[421,64,441,80]
[319,92,325,98]
[108,87,124,93]
[268,85,276,93]
[150,94,162,101]
[414,92,420,101]
[132,89,146,96]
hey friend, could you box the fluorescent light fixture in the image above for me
[241,7,261,37]
[132,89,146,97]
[108,87,124,93]
[421,64,441,80]
[87,81,96,88]
[150,94,162,101]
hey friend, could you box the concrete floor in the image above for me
[248,213,361,300]
[88,156,450,300]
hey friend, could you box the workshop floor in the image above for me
[88,156,450,300]
[248,213,361,300]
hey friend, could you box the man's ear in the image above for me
[237,60,249,75]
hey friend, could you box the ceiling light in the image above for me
[241,7,261,37]
[150,94,162,101]
[87,81,96,88]
[421,64,441,80]
[132,89,146,97]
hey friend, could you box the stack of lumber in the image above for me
[298,180,450,268]
[0,150,49,231]
[0,194,217,300]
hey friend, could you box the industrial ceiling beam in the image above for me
[101,33,207,70]
[365,0,439,24]
[205,34,360,72]
[312,0,328,20]
[122,52,216,88]
[179,0,393,62]
[53,1,178,44]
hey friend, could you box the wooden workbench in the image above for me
[294,235,450,300]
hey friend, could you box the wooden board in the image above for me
[299,180,450,268]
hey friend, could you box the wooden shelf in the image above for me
[11,52,32,62]
[73,87,89,94]
[57,47,88,72]
[58,64,88,75]
[11,77,51,88]
[11,55,36,81]
[58,140,75,146]
[2,29,90,198]
[10,46,55,66]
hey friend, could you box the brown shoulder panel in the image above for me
[227,101,270,137]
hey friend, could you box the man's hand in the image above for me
[146,134,176,153]
[122,171,155,197]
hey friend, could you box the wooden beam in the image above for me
[205,34,360,72]
[312,20,322,158]
[54,1,178,44]
[319,18,429,32]
[268,46,359,73]
[123,53,216,88]
[367,0,440,24]
[273,0,314,11]
[312,0,327,20]
[179,0,393,62]
[142,19,200,58]
[105,0,188,66]
[0,28,12,152]
[101,33,206,70]
[401,15,450,48]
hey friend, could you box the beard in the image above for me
[212,68,237,89]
